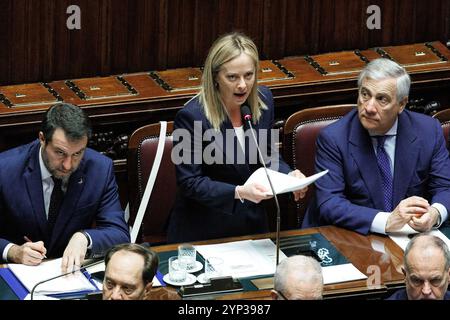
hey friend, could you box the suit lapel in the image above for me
[24,143,49,240]
[392,112,419,207]
[48,162,86,250]
[349,117,385,210]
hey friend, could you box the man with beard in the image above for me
[0,103,130,272]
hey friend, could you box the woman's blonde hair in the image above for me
[199,32,267,130]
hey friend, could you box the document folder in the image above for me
[0,268,28,300]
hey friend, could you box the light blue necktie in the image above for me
[376,136,393,212]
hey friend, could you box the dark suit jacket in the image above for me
[167,86,291,243]
[303,109,450,234]
[386,288,450,300]
[0,140,130,261]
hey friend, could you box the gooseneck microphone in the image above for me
[30,258,104,300]
[240,104,282,267]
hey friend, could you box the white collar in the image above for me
[38,145,52,182]
[369,118,398,137]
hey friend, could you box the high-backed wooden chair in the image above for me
[282,105,356,228]
[127,122,175,245]
[432,108,450,150]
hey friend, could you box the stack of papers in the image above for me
[195,239,286,279]
[196,239,367,285]
[8,258,97,296]
[244,168,328,196]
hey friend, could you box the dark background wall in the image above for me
[0,0,449,85]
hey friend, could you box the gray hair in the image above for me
[274,255,323,299]
[404,232,450,273]
[357,58,411,102]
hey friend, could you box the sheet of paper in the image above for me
[322,263,367,284]
[390,229,450,251]
[244,168,328,196]
[196,239,286,279]
[8,258,96,295]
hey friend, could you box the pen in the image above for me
[23,236,47,259]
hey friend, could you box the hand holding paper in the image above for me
[244,168,329,196]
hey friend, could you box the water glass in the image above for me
[168,256,187,283]
[178,243,197,271]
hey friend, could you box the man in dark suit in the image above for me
[0,103,130,272]
[303,58,450,235]
[387,233,450,300]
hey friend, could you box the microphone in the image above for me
[241,103,282,267]
[30,258,104,300]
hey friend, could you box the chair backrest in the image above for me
[432,108,450,150]
[282,105,356,228]
[127,122,175,245]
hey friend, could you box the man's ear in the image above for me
[401,265,407,277]
[144,281,153,297]
[270,289,278,300]
[38,131,46,147]
[398,97,408,114]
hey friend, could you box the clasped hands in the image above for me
[386,196,440,233]
[235,169,308,203]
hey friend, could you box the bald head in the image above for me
[405,233,450,273]
[403,233,450,300]
[273,255,323,300]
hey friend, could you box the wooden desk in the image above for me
[147,226,405,300]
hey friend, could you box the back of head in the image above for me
[42,103,92,142]
[357,58,411,102]
[200,32,262,129]
[105,243,159,284]
[274,255,323,300]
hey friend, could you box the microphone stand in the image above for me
[30,259,104,300]
[244,117,281,267]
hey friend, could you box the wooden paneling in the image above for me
[1,0,449,85]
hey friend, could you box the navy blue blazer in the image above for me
[0,140,130,261]
[167,86,291,243]
[386,288,450,300]
[303,109,450,234]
